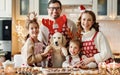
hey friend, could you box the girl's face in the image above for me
[69,42,80,56]
[28,23,39,38]
[81,13,94,32]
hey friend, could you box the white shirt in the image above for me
[62,54,80,68]
[82,28,114,63]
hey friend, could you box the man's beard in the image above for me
[53,15,60,19]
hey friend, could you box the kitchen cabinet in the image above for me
[16,0,48,20]
[59,0,93,5]
[93,0,120,20]
[0,0,12,17]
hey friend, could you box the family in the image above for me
[21,0,114,68]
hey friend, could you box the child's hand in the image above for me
[44,46,53,55]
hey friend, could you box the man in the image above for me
[38,0,77,46]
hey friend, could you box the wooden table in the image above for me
[4,67,117,75]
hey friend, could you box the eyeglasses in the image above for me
[48,7,61,11]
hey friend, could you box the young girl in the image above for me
[77,10,114,67]
[21,12,47,67]
[62,39,97,68]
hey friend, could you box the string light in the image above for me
[16,20,26,44]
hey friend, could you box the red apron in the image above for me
[81,32,113,64]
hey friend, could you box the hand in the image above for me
[73,63,88,69]
[80,57,94,65]
[61,47,68,56]
[43,46,53,56]
[80,65,88,69]
[73,62,82,68]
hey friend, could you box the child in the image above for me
[77,10,114,67]
[62,39,97,68]
[21,12,47,67]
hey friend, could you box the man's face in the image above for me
[48,3,62,19]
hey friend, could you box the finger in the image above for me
[80,62,84,66]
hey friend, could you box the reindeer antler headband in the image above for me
[27,12,37,21]
[26,12,38,29]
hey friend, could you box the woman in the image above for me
[77,10,114,68]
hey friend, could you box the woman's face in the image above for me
[28,23,39,38]
[69,42,80,56]
[81,13,94,32]
[47,2,62,19]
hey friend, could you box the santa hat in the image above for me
[80,5,92,12]
[80,5,86,12]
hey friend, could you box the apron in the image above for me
[30,37,46,67]
[81,32,114,64]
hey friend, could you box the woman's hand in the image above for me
[74,62,82,68]
[73,63,88,69]
[80,57,95,65]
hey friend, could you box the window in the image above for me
[39,0,48,15]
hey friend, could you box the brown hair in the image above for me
[25,12,39,40]
[77,10,99,32]
[69,39,82,49]
[69,39,83,59]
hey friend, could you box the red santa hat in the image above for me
[80,5,86,12]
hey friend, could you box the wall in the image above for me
[98,20,120,53]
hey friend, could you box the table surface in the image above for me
[13,68,99,75]
[1,67,119,75]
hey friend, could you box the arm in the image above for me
[61,47,68,56]
[94,32,113,63]
[26,39,45,66]
[38,24,49,45]
[43,45,53,55]
[62,56,70,68]
[80,55,95,67]
[87,62,97,68]
[76,61,97,69]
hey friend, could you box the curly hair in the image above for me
[77,10,99,32]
